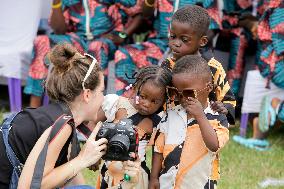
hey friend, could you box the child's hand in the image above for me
[149,178,160,189]
[184,97,204,119]
[122,159,141,184]
[210,101,228,115]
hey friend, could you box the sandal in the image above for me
[233,135,270,151]
[259,96,276,132]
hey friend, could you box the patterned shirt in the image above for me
[161,57,236,125]
[154,105,229,189]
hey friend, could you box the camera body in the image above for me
[96,119,138,161]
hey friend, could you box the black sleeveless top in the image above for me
[0,103,74,188]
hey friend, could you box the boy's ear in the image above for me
[207,82,214,93]
[200,36,208,47]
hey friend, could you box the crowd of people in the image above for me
[0,0,283,188]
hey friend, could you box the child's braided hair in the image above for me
[130,65,172,97]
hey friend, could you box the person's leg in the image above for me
[24,35,51,108]
[252,117,269,139]
[88,38,117,88]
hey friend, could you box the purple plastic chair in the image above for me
[8,78,22,112]
[43,94,49,106]
[240,113,249,137]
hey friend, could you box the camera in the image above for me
[96,119,138,161]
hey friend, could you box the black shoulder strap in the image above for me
[30,114,75,188]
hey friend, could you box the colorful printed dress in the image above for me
[221,0,258,95]
[256,0,284,89]
[114,0,222,95]
[24,0,140,97]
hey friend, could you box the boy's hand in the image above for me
[149,177,160,189]
[210,101,228,115]
[184,97,204,119]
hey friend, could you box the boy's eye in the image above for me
[182,37,188,42]
[140,95,146,99]
[152,100,160,104]
[169,34,175,39]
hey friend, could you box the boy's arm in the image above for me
[186,97,219,152]
[186,97,230,152]
[149,152,163,189]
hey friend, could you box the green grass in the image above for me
[1,110,283,188]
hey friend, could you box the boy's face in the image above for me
[172,73,211,108]
[169,21,208,61]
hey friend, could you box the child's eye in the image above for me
[169,34,175,39]
[182,38,188,42]
[152,99,161,104]
[140,95,146,99]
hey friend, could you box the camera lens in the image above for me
[108,134,130,156]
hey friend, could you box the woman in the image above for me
[0,43,140,189]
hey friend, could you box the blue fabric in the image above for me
[277,102,284,122]
[24,77,45,97]
[1,112,23,189]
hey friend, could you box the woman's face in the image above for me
[89,73,105,121]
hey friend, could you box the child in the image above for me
[96,65,172,189]
[150,55,229,189]
[160,5,236,125]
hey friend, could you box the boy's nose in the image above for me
[173,40,181,47]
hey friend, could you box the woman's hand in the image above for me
[77,122,108,168]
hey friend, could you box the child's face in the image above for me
[169,21,208,61]
[171,73,211,108]
[135,80,165,115]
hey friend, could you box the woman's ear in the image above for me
[82,89,92,103]
[200,36,208,47]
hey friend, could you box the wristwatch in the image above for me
[118,31,128,39]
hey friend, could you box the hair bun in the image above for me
[48,43,80,73]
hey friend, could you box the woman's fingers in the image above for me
[89,121,103,139]
[95,144,107,152]
[96,138,108,145]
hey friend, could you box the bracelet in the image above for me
[144,0,155,7]
[52,1,62,9]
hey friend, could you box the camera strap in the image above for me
[58,102,92,139]
[30,113,78,188]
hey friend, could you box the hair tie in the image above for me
[135,96,140,105]
[125,84,133,91]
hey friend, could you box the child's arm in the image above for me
[149,152,163,189]
[185,97,219,152]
